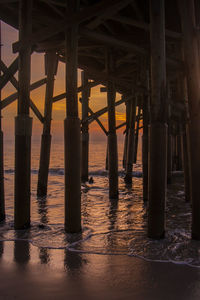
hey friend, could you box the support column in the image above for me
[148,0,167,239]
[142,95,149,201]
[178,72,191,202]
[179,0,200,239]
[0,22,5,221]
[124,97,137,184]
[123,97,131,169]
[176,125,183,171]
[134,105,141,164]
[14,0,33,229]
[81,71,90,182]
[105,141,108,171]
[64,0,81,233]
[37,50,57,197]
[106,49,118,199]
[181,124,191,202]
[167,128,172,183]
[167,83,172,184]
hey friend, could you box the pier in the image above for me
[0,0,198,239]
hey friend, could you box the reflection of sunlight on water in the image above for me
[1,138,200,267]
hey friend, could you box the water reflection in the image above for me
[39,247,50,265]
[108,199,118,231]
[14,232,30,266]
[37,196,49,224]
[0,240,3,259]
[64,249,84,275]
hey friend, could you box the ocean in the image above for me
[0,134,200,268]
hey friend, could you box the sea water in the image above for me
[0,134,200,268]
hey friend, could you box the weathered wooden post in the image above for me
[178,72,191,202]
[179,0,200,239]
[0,22,5,222]
[106,49,118,199]
[124,97,137,184]
[64,0,81,233]
[81,71,90,182]
[176,125,183,171]
[105,141,108,171]
[142,95,149,201]
[167,128,173,183]
[14,0,33,229]
[133,105,141,164]
[181,124,191,202]
[123,96,131,169]
[167,83,172,184]
[37,50,57,197]
[148,0,167,239]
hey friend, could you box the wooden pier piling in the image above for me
[179,0,200,239]
[142,95,149,202]
[37,50,57,197]
[106,49,118,199]
[133,105,140,164]
[167,130,172,184]
[0,22,5,222]
[123,97,131,169]
[14,0,33,229]
[148,0,167,239]
[124,97,136,184]
[64,0,81,233]
[81,71,90,182]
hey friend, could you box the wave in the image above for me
[0,223,200,268]
[4,168,143,178]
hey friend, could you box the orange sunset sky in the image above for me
[1,22,126,141]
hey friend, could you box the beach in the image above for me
[0,240,200,300]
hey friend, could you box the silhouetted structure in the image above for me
[0,0,198,239]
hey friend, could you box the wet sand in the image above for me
[0,240,199,300]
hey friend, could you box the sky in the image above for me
[1,22,126,141]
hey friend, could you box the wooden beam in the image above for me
[13,0,132,52]
[87,0,133,29]
[83,94,133,123]
[52,81,98,103]
[0,60,44,122]
[80,28,183,68]
[80,28,146,55]
[1,78,47,109]
[116,121,126,130]
[0,57,18,90]
[111,15,181,39]
[88,106,108,135]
